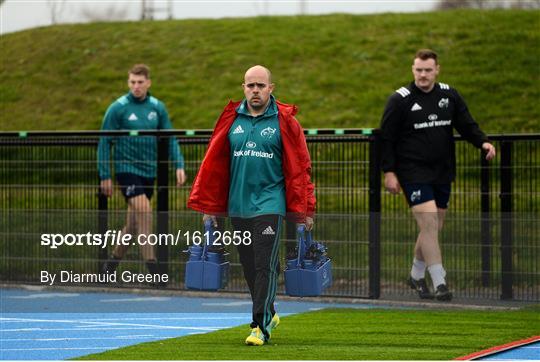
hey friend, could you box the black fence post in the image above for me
[97,183,108,273]
[480,154,491,287]
[368,131,381,299]
[156,134,169,282]
[500,141,513,300]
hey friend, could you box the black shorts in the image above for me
[402,183,451,209]
[116,173,155,200]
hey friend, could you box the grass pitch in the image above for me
[78,306,540,360]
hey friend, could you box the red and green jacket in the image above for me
[188,99,316,222]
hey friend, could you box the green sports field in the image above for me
[78,306,540,360]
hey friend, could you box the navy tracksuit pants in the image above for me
[231,214,282,339]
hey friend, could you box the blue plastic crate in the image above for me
[284,226,332,297]
[184,221,229,291]
[185,258,229,291]
[284,258,332,297]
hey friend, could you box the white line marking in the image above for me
[202,301,252,306]
[1,335,157,341]
[73,316,247,321]
[6,293,80,299]
[70,320,226,329]
[2,347,120,351]
[1,316,247,322]
[2,326,221,332]
[100,297,171,302]
[1,317,235,331]
[1,317,113,324]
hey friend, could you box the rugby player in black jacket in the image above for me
[380,49,496,301]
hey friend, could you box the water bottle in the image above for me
[206,251,224,264]
[188,245,203,261]
[286,259,298,270]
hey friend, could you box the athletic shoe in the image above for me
[245,327,265,346]
[408,276,435,299]
[435,284,453,301]
[267,313,280,337]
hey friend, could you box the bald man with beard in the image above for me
[188,65,316,345]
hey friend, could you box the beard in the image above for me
[249,98,266,110]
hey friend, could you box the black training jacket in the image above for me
[380,82,489,184]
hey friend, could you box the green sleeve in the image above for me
[158,103,185,169]
[97,103,119,179]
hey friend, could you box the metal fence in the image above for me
[0,130,538,301]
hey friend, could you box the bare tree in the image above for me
[47,0,66,24]
[141,0,173,20]
[252,0,269,16]
[511,0,540,8]
[438,0,540,9]
[438,0,490,9]
[438,0,470,9]
[471,0,488,8]
[79,4,128,22]
[299,0,307,14]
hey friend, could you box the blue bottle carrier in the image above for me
[184,220,229,291]
[284,226,332,297]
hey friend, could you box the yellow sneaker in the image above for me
[245,327,265,346]
[267,313,280,337]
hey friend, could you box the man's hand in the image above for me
[384,172,401,194]
[305,216,314,231]
[100,179,113,197]
[176,168,186,186]
[298,216,314,232]
[482,142,496,161]
[203,214,218,228]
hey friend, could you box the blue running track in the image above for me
[479,341,540,361]
[0,288,374,360]
[2,288,537,360]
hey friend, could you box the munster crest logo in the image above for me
[260,127,276,139]
[438,98,449,109]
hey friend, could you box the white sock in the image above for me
[410,258,426,280]
[428,264,447,289]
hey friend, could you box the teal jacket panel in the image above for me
[227,96,286,218]
[97,92,184,179]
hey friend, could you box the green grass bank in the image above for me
[1,10,539,132]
